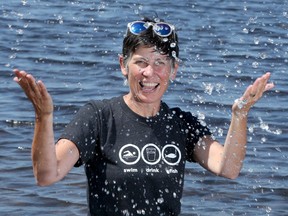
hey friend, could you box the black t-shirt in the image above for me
[60,96,211,216]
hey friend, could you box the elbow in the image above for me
[218,169,240,180]
[33,170,58,187]
[35,175,56,186]
[223,173,239,180]
[32,162,61,186]
[217,162,243,180]
[36,178,54,187]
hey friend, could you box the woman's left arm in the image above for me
[193,72,275,179]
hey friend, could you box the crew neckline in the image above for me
[119,95,167,124]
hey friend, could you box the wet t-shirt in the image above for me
[60,96,211,216]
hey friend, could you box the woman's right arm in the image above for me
[14,69,79,186]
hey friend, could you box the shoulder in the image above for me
[169,106,198,123]
[160,102,198,126]
[168,105,211,134]
[78,96,125,122]
[70,96,122,122]
[85,96,123,111]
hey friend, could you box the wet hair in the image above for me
[122,17,179,66]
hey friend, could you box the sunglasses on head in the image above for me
[127,21,175,37]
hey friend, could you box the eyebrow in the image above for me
[133,56,171,62]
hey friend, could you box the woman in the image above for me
[13,17,274,215]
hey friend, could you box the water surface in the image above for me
[0,1,287,215]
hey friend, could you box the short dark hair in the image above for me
[122,17,179,65]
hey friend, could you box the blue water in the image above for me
[0,0,287,215]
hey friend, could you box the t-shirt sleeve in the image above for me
[59,101,100,167]
[172,107,212,162]
[185,112,212,162]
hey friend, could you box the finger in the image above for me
[36,80,49,98]
[249,73,270,97]
[241,85,251,100]
[13,69,28,83]
[262,73,275,92]
[13,70,41,100]
[265,83,275,91]
[18,73,36,90]
[25,74,43,99]
[13,70,39,93]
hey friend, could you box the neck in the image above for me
[123,94,161,118]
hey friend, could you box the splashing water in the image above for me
[258,117,282,135]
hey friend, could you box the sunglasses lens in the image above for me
[129,21,147,35]
[154,23,172,36]
[128,21,174,37]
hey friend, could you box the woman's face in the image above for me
[120,46,178,104]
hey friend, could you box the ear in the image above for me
[169,63,179,80]
[119,54,128,77]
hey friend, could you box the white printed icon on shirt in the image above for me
[162,144,181,166]
[119,144,141,165]
[142,144,161,165]
[119,143,181,166]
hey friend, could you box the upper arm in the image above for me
[193,135,224,176]
[55,139,80,180]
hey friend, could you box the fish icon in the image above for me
[165,153,177,159]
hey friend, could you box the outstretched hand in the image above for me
[233,72,275,116]
[13,69,53,119]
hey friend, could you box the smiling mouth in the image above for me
[139,81,160,91]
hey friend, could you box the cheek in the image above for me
[127,67,141,82]
[128,65,144,76]
[158,68,172,79]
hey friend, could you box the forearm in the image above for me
[220,112,248,179]
[194,73,274,179]
[32,114,58,186]
[13,70,77,185]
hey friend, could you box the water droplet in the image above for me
[254,37,260,45]
[157,197,164,204]
[248,126,254,133]
[172,50,176,57]
[252,61,259,68]
[154,18,161,23]
[268,38,274,44]
[260,121,269,131]
[275,147,281,152]
[248,168,254,173]
[217,128,223,137]
[202,82,214,95]
[197,112,205,120]
[16,29,24,35]
[261,137,267,143]
[170,42,176,48]
[260,52,267,59]
[242,28,249,34]
[265,206,272,213]
[21,0,28,5]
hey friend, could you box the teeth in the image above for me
[141,82,158,87]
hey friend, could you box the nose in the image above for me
[141,64,154,77]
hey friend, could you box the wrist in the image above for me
[35,112,53,122]
[232,110,248,120]
[232,98,251,119]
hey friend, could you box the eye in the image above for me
[154,60,165,66]
[135,60,148,68]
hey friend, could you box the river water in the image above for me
[0,0,287,215]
